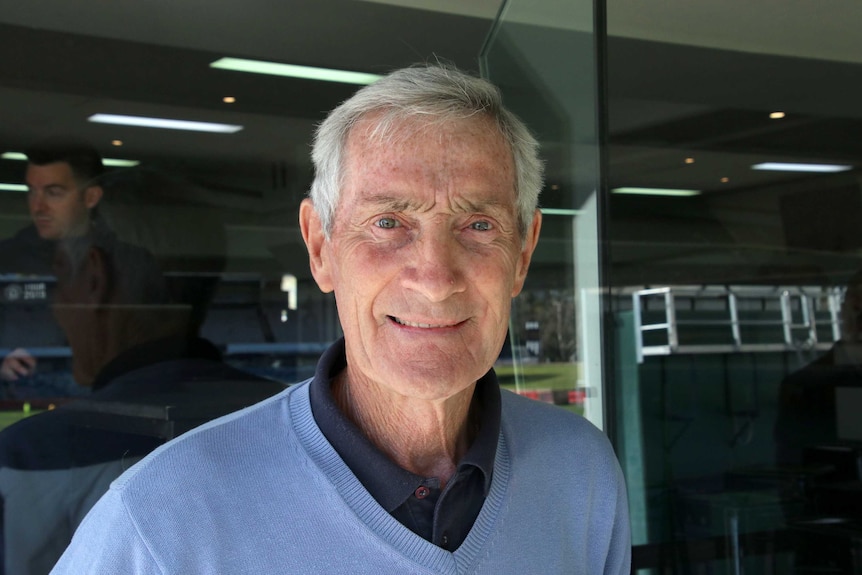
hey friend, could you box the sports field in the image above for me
[495,362,585,415]
[0,409,41,431]
[0,364,584,431]
[495,362,579,390]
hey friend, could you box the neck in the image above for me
[333,372,477,485]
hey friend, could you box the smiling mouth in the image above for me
[389,316,460,329]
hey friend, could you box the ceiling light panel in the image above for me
[541,208,584,216]
[210,57,382,85]
[4,151,138,167]
[751,162,852,173]
[612,187,701,197]
[88,114,243,133]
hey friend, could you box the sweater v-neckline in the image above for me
[289,382,511,574]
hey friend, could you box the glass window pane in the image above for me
[482,0,606,430]
[608,2,862,570]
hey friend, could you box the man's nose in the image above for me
[403,230,466,302]
[29,190,47,212]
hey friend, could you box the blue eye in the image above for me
[375,217,399,229]
[470,220,492,231]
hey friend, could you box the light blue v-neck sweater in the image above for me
[52,380,630,574]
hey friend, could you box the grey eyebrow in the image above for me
[364,195,416,212]
[363,194,511,215]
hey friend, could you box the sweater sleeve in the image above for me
[604,461,632,575]
[50,487,163,575]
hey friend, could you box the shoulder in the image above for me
[0,226,53,270]
[500,389,619,472]
[501,388,605,436]
[109,382,304,494]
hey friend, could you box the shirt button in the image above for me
[414,486,430,499]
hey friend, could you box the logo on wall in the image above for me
[2,282,47,303]
[3,284,22,302]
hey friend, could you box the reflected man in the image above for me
[53,65,631,574]
[0,139,105,383]
[774,272,862,466]
[0,172,284,575]
[0,138,104,275]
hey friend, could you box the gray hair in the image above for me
[309,64,544,238]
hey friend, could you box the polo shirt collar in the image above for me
[308,338,500,511]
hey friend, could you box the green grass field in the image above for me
[0,364,584,430]
[494,362,585,415]
[494,362,580,390]
[0,409,44,431]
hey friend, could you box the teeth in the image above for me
[392,317,447,329]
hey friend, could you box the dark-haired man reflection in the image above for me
[0,222,284,574]
[774,272,862,466]
[0,138,105,384]
[772,274,862,571]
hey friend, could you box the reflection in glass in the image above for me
[607,2,862,570]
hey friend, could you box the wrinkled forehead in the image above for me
[347,109,505,152]
[340,113,516,202]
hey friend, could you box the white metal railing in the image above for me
[630,285,844,363]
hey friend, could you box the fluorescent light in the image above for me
[540,208,583,216]
[88,114,243,134]
[0,183,27,192]
[3,151,138,167]
[210,57,382,85]
[102,158,140,167]
[752,162,852,173]
[612,187,701,197]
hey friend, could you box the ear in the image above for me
[84,185,103,209]
[85,247,112,305]
[299,198,334,294]
[511,209,542,297]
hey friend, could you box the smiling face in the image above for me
[301,114,541,403]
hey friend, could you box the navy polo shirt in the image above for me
[309,339,501,552]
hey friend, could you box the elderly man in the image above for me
[52,65,630,574]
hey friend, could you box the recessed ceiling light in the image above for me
[684,157,695,164]
[0,183,27,192]
[612,187,701,197]
[540,208,583,216]
[3,150,139,167]
[223,96,236,104]
[720,177,730,183]
[89,113,243,133]
[549,184,560,190]
[210,57,382,85]
[111,140,123,146]
[752,162,852,173]
[769,111,786,119]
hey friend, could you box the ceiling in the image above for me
[0,0,859,285]
[0,1,498,172]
